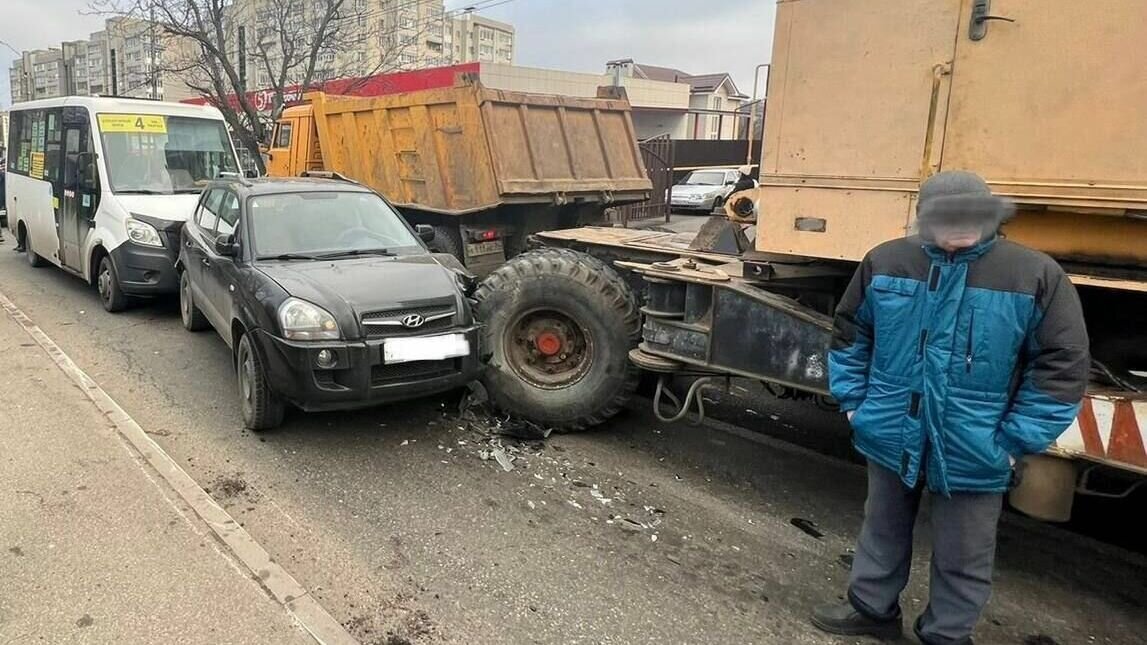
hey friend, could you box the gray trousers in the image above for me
[848,462,1003,645]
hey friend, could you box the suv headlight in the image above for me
[126,217,164,247]
[278,298,340,340]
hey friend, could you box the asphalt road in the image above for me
[1,241,1145,645]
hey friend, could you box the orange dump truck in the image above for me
[264,76,651,274]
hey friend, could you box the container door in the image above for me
[941,1,1147,195]
[755,0,964,261]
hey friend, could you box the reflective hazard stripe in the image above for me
[1055,396,1147,473]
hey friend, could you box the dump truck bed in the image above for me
[306,82,651,215]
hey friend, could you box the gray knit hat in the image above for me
[916,171,1014,242]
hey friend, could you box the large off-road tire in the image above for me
[236,333,285,431]
[426,224,464,262]
[474,248,641,432]
[180,270,210,332]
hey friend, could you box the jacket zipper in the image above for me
[965,309,976,373]
[917,329,928,356]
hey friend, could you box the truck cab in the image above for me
[266,104,321,179]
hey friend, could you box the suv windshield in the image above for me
[682,171,727,186]
[99,114,239,194]
[249,191,422,259]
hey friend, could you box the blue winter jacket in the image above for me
[828,236,1089,494]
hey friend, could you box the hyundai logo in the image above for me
[401,314,426,328]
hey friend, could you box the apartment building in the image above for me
[8,49,65,103]
[6,17,192,104]
[449,13,514,65]
[232,0,455,92]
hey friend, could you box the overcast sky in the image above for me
[1,0,776,108]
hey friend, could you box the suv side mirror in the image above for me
[415,224,435,243]
[214,234,239,257]
[244,169,259,179]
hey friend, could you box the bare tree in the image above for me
[92,0,449,173]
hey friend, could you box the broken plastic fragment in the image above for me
[492,447,515,472]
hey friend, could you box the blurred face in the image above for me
[931,223,983,252]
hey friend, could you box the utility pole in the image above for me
[150,5,159,98]
[238,26,247,91]
[110,48,118,95]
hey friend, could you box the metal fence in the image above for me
[610,134,674,227]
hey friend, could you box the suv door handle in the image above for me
[201,257,211,267]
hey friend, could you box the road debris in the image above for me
[493,447,515,472]
[790,517,825,539]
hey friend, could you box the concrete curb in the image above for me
[0,289,358,645]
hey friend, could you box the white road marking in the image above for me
[0,289,358,645]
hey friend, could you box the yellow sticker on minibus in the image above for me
[97,114,168,134]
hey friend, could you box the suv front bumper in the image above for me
[250,326,482,411]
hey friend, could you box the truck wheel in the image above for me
[427,224,463,261]
[475,248,641,431]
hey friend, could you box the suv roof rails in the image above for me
[217,171,253,187]
[299,170,359,185]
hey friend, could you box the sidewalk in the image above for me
[0,306,317,643]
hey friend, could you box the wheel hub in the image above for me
[98,269,111,301]
[506,309,593,389]
[535,331,563,357]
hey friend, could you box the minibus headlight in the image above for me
[126,217,164,248]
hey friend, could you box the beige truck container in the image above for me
[756,0,1147,282]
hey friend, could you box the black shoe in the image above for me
[812,601,903,640]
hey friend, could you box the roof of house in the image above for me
[607,59,746,98]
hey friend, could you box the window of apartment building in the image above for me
[318,50,335,63]
[479,44,493,58]
[399,12,415,28]
[399,52,415,66]
[479,28,493,41]
[498,33,512,46]
[400,33,415,46]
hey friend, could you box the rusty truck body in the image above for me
[475,0,1147,522]
[264,77,651,275]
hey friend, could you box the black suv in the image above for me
[178,177,481,430]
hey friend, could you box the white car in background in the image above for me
[669,168,743,213]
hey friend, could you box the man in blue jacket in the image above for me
[811,171,1089,644]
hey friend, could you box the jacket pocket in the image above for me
[869,278,922,374]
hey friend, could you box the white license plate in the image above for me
[466,240,504,257]
[383,333,470,365]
